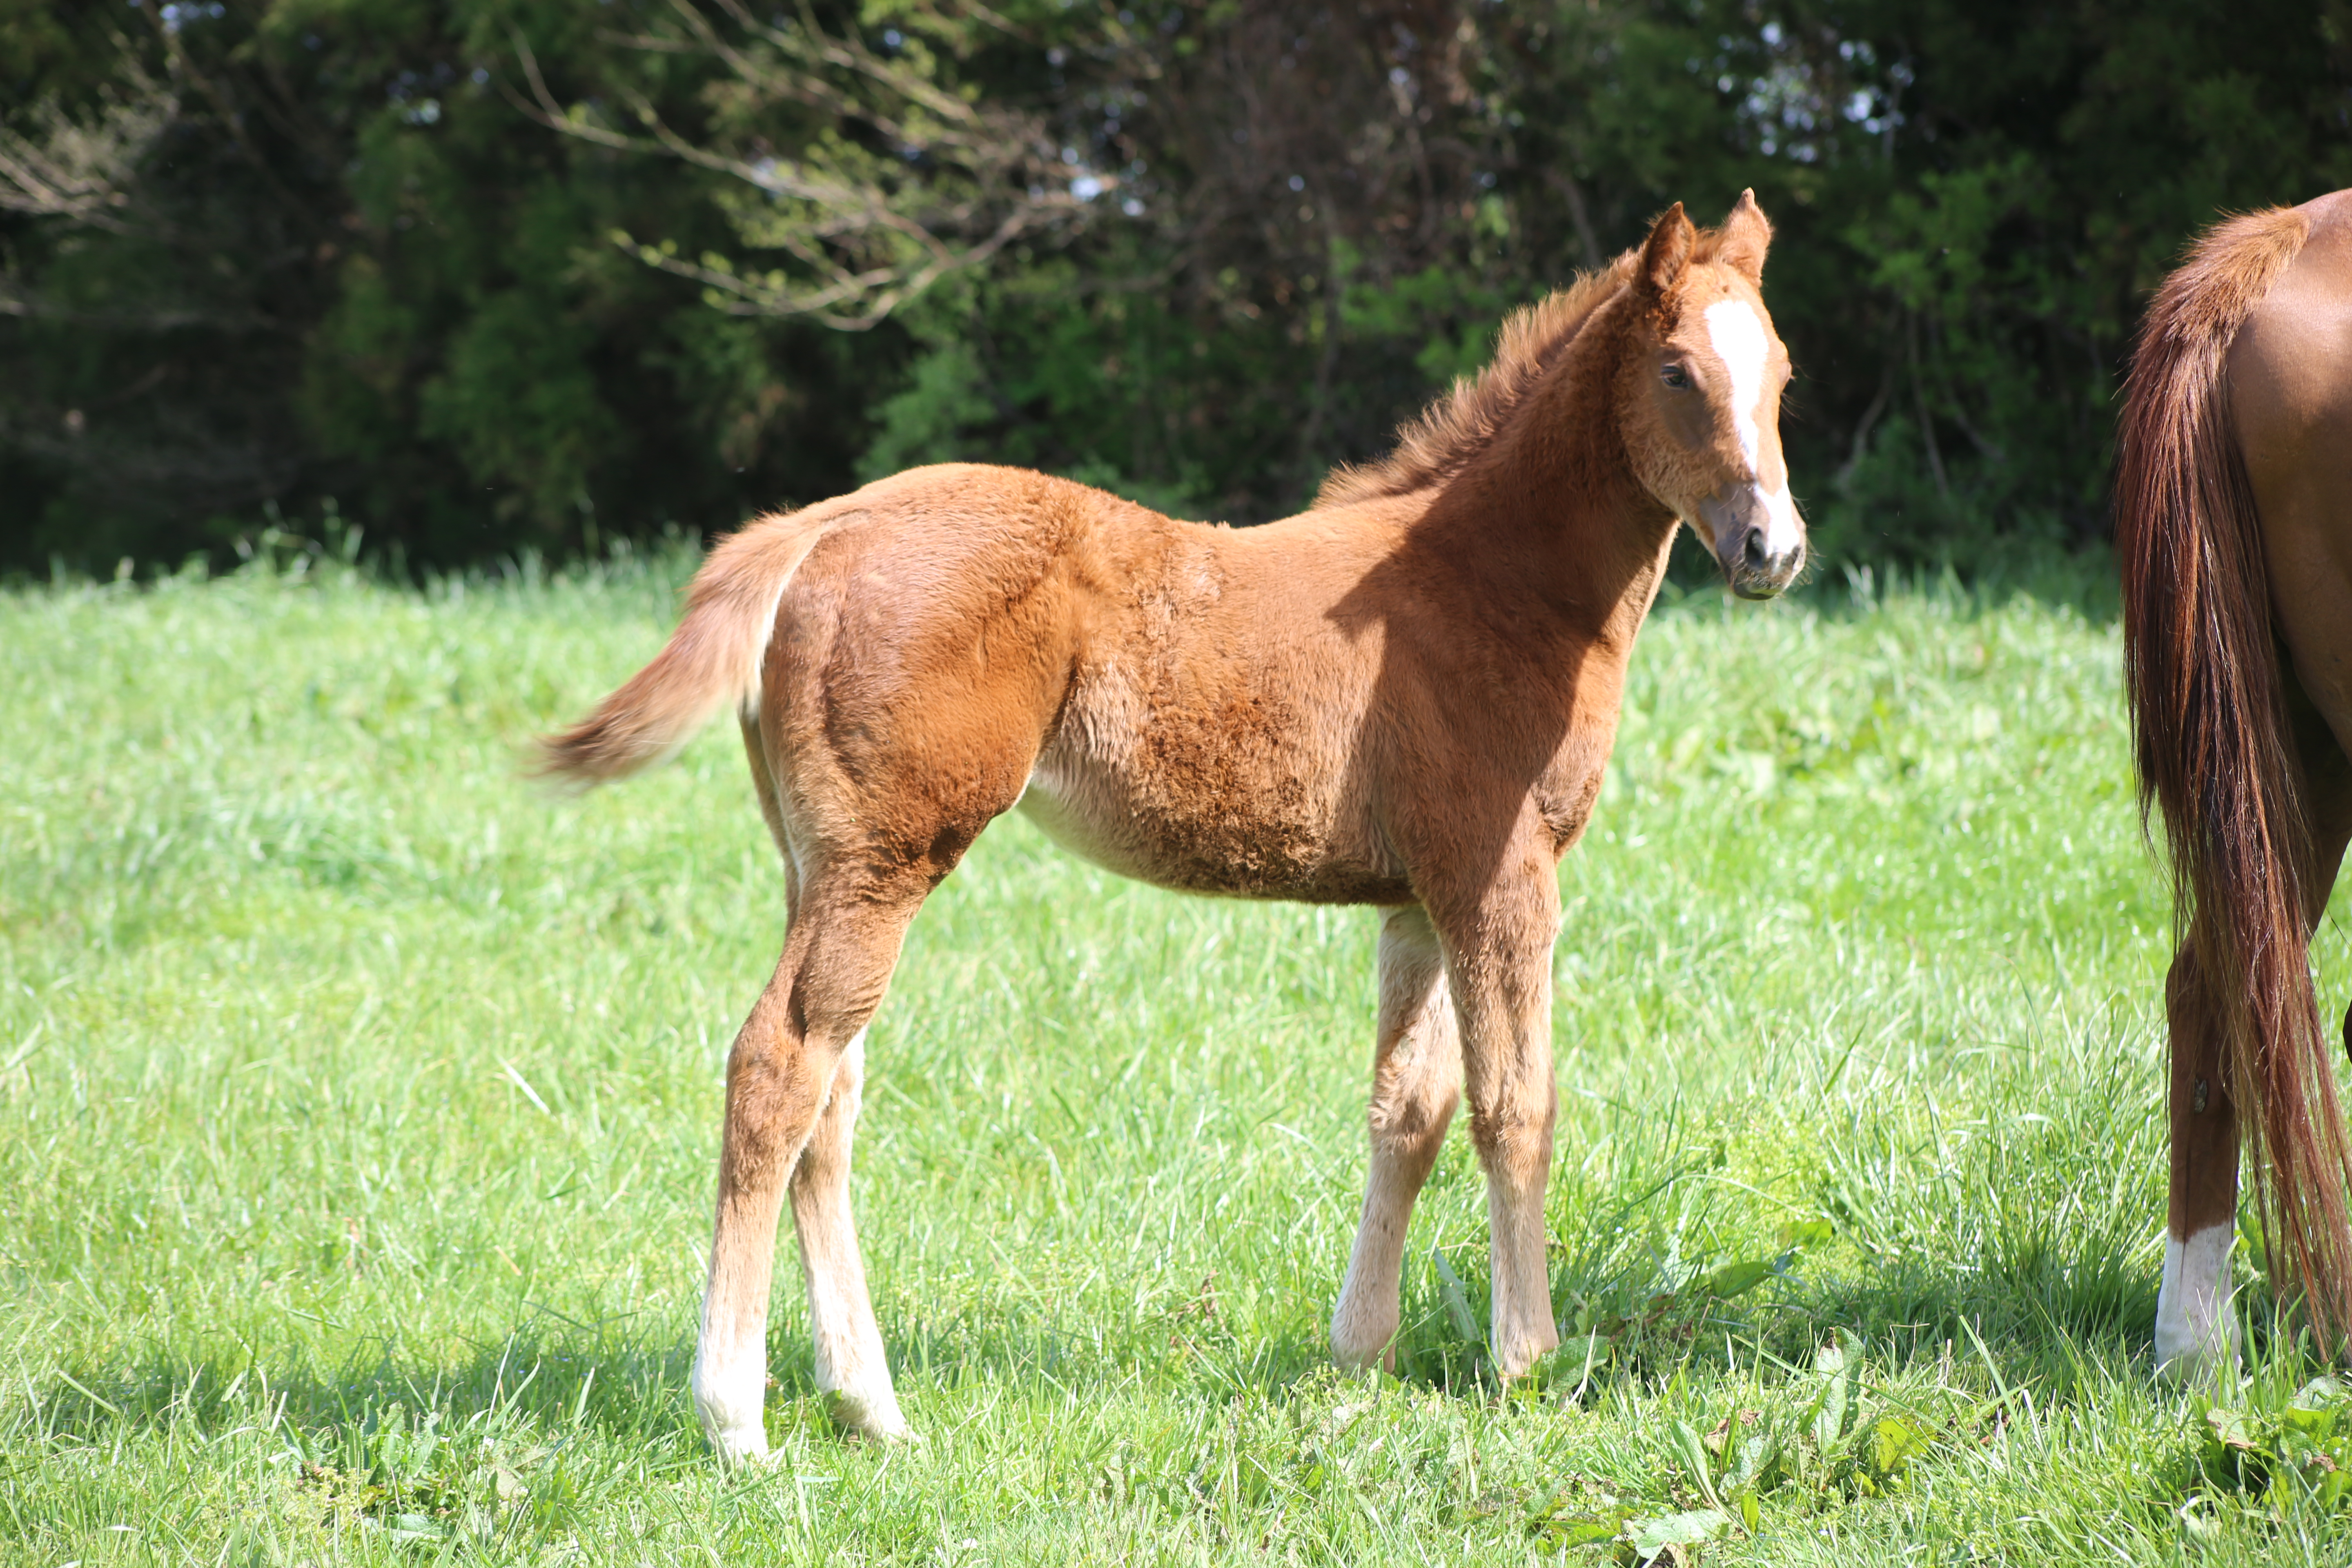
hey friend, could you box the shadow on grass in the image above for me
[21,1312,697,1454]
[17,1290,1361,1461]
[1797,1250,2162,1390]
[14,1203,2206,1465]
[1371,1222,2174,1408]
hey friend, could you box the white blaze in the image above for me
[1702,298,1802,559]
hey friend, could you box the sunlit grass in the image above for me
[4,549,2351,1563]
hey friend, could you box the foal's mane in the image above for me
[1315,223,1744,510]
[1314,257,1633,510]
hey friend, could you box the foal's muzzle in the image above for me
[1698,486,1806,600]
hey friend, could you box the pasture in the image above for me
[5,549,2352,1564]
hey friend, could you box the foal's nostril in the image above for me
[1742,529,1769,573]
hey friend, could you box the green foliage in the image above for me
[855,338,996,484]
[2198,1376,2352,1516]
[0,0,872,569]
[7,2,2348,575]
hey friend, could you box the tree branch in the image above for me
[0,57,176,233]
[510,2,1092,328]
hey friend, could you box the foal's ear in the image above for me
[1639,203,1696,298]
[1718,188,1773,283]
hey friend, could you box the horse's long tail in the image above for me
[2117,203,2352,1348]
[537,511,831,784]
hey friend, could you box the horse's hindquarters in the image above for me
[2232,198,2352,766]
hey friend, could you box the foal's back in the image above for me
[769,463,1430,902]
[773,461,1621,908]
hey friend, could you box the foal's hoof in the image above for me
[1491,1328,1562,1382]
[703,1421,773,1468]
[695,1385,773,1467]
[825,1389,919,1444]
[1329,1296,1403,1372]
[1328,1330,1401,1376]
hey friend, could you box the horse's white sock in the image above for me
[2154,1222,2237,1375]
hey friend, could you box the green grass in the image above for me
[6,549,2352,1564]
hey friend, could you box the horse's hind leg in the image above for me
[693,868,929,1463]
[717,716,908,1440]
[2156,683,2352,1375]
[1332,906,1461,1369]
[2156,940,2238,1376]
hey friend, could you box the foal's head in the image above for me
[1616,193,1807,599]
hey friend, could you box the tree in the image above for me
[546,0,2352,557]
[0,0,873,571]
[6,0,2349,575]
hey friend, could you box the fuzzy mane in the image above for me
[1314,223,1748,510]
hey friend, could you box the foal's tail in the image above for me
[537,511,831,784]
[2117,203,2352,1349]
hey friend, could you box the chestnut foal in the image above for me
[543,195,1807,1462]
[2120,188,2352,1375]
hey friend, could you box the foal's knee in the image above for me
[1467,1095,1555,1181]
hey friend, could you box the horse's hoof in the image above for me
[1491,1328,1561,1381]
[1333,1348,1399,1379]
[2155,1340,2241,1388]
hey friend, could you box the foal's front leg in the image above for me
[1431,868,1563,1377]
[1332,906,1462,1369]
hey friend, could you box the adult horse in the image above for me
[2120,188,2352,1373]
[543,195,1807,1463]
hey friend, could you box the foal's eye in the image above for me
[1660,362,1690,389]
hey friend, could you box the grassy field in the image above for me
[7,548,2352,1564]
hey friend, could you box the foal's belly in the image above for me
[1014,739,1412,905]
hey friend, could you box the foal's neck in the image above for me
[1419,298,1678,652]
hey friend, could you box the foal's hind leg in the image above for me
[787,1026,904,1437]
[1332,906,1461,1369]
[712,717,909,1441]
[693,870,928,1463]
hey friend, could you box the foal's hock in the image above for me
[542,194,1808,1464]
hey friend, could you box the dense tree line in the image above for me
[4,0,2349,577]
